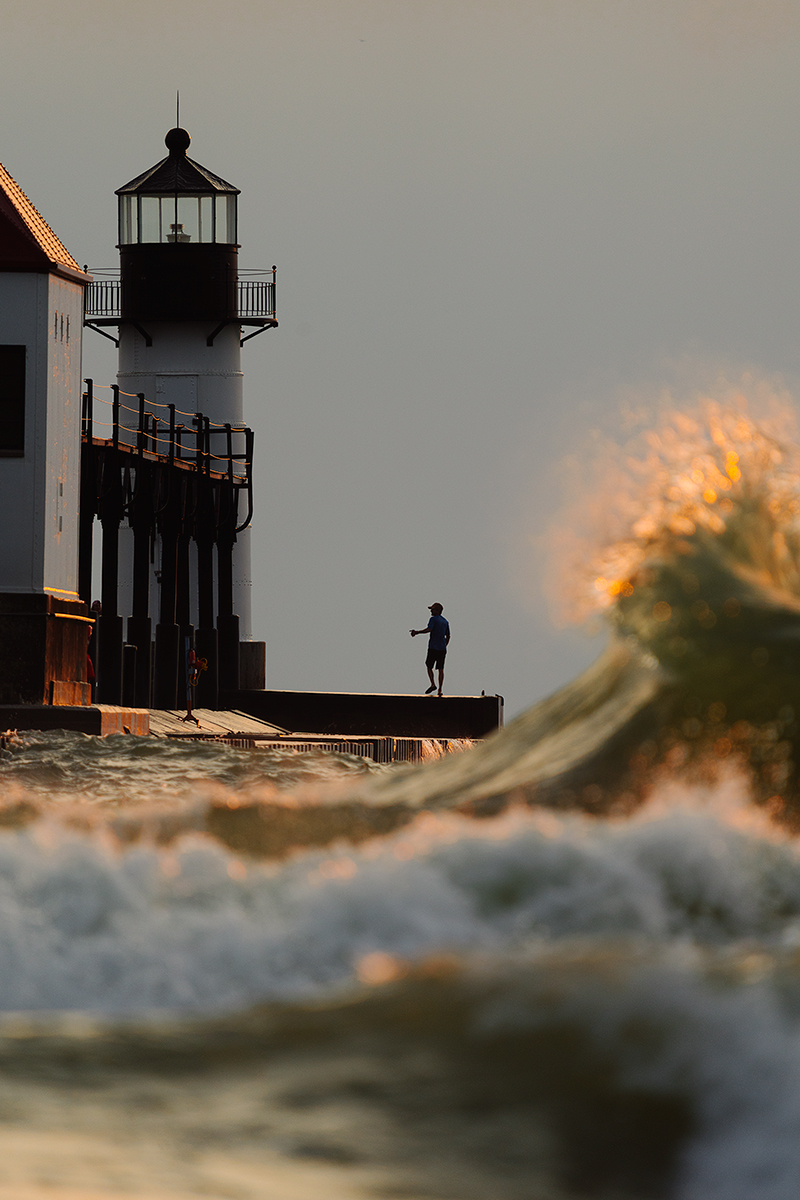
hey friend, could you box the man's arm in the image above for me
[410,628,429,637]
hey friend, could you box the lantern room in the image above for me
[115,128,240,324]
[117,129,238,247]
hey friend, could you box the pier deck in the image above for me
[0,693,500,764]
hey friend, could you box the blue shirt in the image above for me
[427,614,450,651]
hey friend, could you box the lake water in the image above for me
[1,403,799,1199]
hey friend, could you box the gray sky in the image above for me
[3,0,800,715]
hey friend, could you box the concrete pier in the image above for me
[0,705,149,736]
[224,690,504,740]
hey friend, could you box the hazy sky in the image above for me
[4,0,800,715]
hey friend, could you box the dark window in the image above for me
[0,345,26,456]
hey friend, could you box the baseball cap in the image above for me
[428,602,443,613]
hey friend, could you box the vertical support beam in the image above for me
[217,444,239,696]
[168,404,176,466]
[122,642,137,707]
[195,476,218,709]
[83,376,94,441]
[153,469,181,709]
[78,379,94,607]
[97,443,123,705]
[111,384,120,450]
[127,455,153,709]
[175,523,193,709]
[153,622,180,710]
[217,576,239,695]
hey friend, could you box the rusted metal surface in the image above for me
[0,704,149,736]
[0,594,92,706]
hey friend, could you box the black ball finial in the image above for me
[165,127,191,156]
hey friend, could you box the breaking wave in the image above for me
[365,399,800,819]
[4,396,800,1196]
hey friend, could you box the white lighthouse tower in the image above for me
[0,161,91,706]
[86,128,274,705]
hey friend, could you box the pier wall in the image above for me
[225,690,503,739]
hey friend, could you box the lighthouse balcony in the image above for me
[84,268,277,347]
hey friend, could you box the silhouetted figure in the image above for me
[410,603,450,696]
[88,600,102,701]
[86,625,96,701]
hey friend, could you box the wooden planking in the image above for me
[148,708,287,739]
[87,436,232,482]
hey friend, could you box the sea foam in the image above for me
[0,780,798,1014]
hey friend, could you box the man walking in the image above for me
[410,603,450,696]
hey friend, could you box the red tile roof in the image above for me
[0,161,82,273]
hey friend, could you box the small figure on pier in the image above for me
[181,645,203,725]
[410,603,450,697]
[88,602,102,702]
[85,624,96,702]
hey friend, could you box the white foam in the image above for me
[0,782,797,1013]
[0,781,799,1195]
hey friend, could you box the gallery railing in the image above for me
[84,268,276,321]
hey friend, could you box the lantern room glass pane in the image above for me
[173,196,197,242]
[140,196,163,243]
[215,195,237,243]
[199,195,213,242]
[118,196,138,245]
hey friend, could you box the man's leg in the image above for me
[425,661,436,693]
[437,664,444,696]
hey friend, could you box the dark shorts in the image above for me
[426,646,447,671]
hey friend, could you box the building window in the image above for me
[0,345,25,456]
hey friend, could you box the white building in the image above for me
[0,161,91,704]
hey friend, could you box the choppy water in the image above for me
[4,403,800,1198]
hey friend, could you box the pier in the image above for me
[79,379,254,712]
[0,133,503,759]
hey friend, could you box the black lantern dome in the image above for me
[115,129,240,323]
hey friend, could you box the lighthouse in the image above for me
[0,161,91,706]
[85,127,274,706]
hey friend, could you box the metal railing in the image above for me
[237,278,276,317]
[84,268,276,320]
[86,278,121,317]
[80,380,254,533]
